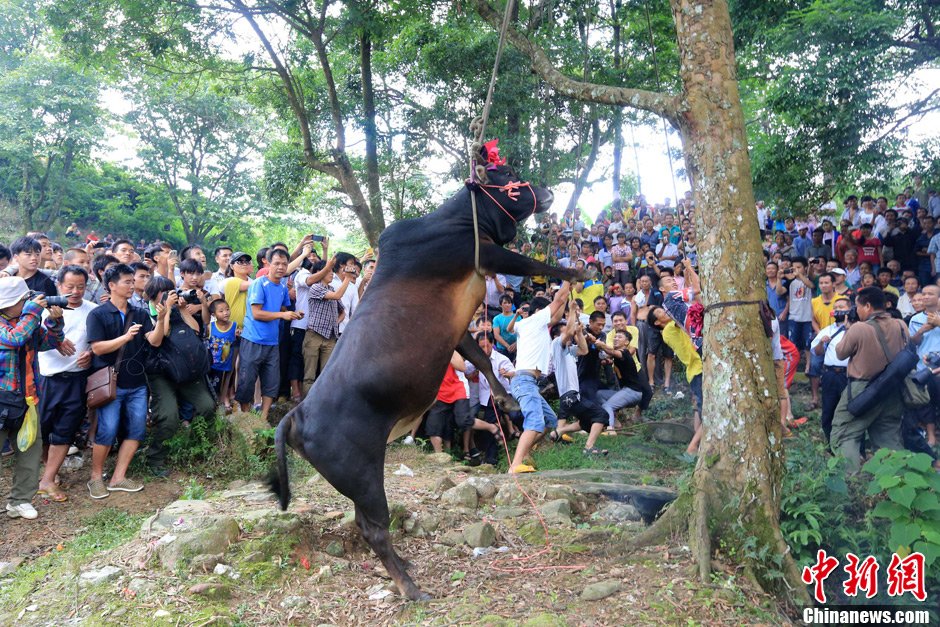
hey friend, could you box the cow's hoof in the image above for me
[410,591,433,602]
[496,395,520,412]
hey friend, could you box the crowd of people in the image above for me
[0,177,938,519]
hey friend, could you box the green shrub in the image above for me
[863,449,940,568]
[165,413,275,481]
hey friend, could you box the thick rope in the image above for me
[469,0,516,276]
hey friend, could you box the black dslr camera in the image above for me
[27,290,70,309]
[162,289,201,305]
[912,352,940,386]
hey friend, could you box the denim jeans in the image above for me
[510,373,557,432]
[96,386,148,446]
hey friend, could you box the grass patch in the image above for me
[70,508,145,557]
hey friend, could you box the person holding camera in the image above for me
[36,266,96,503]
[143,276,216,477]
[810,296,852,442]
[908,284,940,447]
[85,264,167,499]
[0,277,65,519]
[830,287,910,474]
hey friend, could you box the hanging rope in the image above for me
[469,0,517,276]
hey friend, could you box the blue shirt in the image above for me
[242,277,291,345]
[909,312,940,371]
[766,281,787,316]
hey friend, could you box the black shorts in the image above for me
[425,398,471,439]
[39,372,88,446]
[559,392,608,430]
[235,339,280,402]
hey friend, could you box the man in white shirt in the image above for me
[506,281,570,473]
[465,332,517,464]
[897,276,920,318]
[810,297,851,442]
[37,265,97,500]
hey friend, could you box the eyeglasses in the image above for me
[234,258,252,265]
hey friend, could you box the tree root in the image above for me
[624,491,691,552]
[692,486,712,583]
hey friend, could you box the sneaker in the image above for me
[1,441,12,457]
[108,479,144,493]
[510,464,536,473]
[252,403,262,413]
[6,502,38,519]
[402,435,415,446]
[87,479,109,499]
[663,386,672,396]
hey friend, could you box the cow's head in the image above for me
[472,139,553,245]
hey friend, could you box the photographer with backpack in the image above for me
[830,287,911,474]
[143,276,215,478]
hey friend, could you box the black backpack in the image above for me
[158,319,211,384]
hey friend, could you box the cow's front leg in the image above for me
[456,332,519,412]
[479,243,583,282]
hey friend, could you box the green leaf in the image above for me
[824,475,847,495]
[877,474,901,490]
[906,454,934,473]
[886,485,916,509]
[911,491,940,513]
[902,472,928,489]
[871,500,908,520]
[449,570,466,582]
[911,541,940,567]
[888,523,922,552]
[922,529,940,545]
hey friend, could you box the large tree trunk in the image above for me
[471,0,808,604]
[634,0,808,602]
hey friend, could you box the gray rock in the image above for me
[188,582,230,599]
[141,499,217,538]
[280,595,308,609]
[426,452,454,465]
[463,522,497,548]
[325,541,345,558]
[188,553,224,574]
[128,578,157,596]
[493,506,529,519]
[158,517,241,570]
[593,502,641,523]
[494,483,524,506]
[79,565,122,587]
[465,477,498,500]
[0,558,23,577]
[538,499,572,525]
[581,580,622,601]
[439,530,465,546]
[434,476,456,494]
[541,485,589,513]
[417,514,441,533]
[441,483,479,510]
[237,509,300,534]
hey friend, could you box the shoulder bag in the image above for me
[86,312,135,409]
[846,318,918,416]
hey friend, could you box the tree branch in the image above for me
[470,0,680,127]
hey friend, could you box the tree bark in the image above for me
[669,0,807,600]
[473,0,810,604]
[564,116,600,218]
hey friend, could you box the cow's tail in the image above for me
[267,414,292,511]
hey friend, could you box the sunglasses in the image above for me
[234,258,252,265]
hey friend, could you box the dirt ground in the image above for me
[0,453,183,563]
[0,438,791,626]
